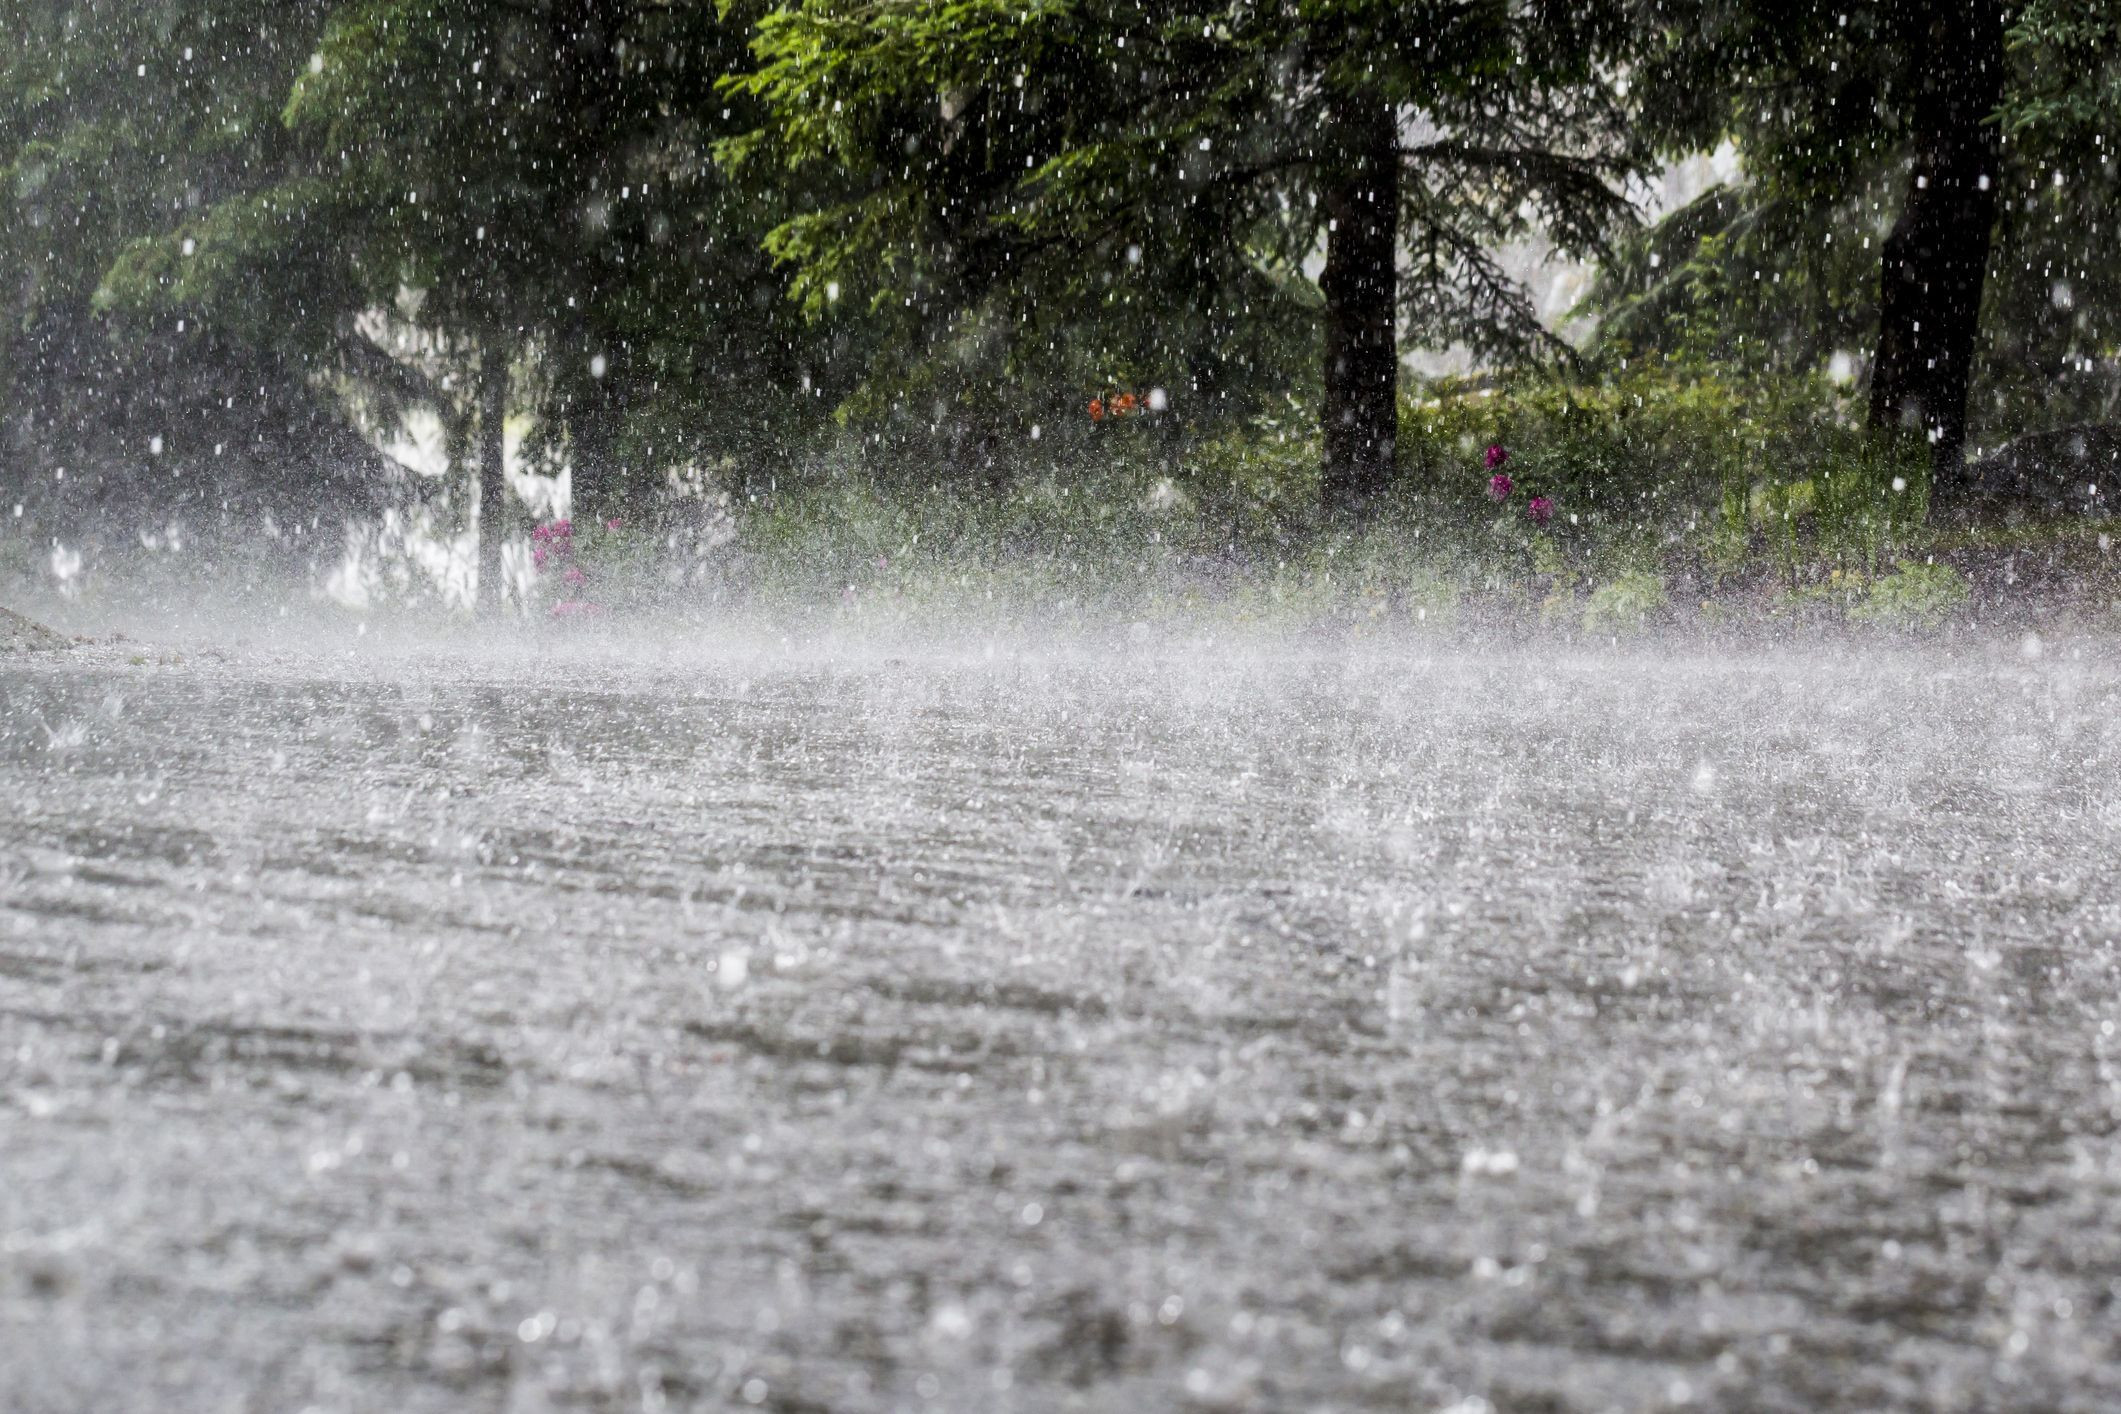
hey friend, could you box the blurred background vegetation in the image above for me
[2,0,2118,630]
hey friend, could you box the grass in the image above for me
[682,361,2116,640]
[687,462,2118,643]
[9,367,2121,641]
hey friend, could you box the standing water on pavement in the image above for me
[4,630,2119,1411]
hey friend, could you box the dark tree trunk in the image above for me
[566,339,623,523]
[1868,0,2005,484]
[476,340,509,614]
[1318,91,1400,518]
[550,0,625,524]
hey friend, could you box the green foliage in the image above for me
[1809,435,1931,568]
[0,2,404,541]
[1982,1,2121,437]
[1580,569,1669,634]
[1599,0,2121,443]
[1398,362,1828,544]
[2006,1,2121,134]
[1849,560,1972,629]
[0,1,329,329]
[85,0,852,523]
[726,0,1646,469]
[1173,418,1321,545]
[3,0,2111,573]
[1584,186,1882,379]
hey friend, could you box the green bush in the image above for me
[1849,561,1969,630]
[1176,419,1321,547]
[621,362,2007,634]
[1396,361,1839,532]
[1580,569,1670,635]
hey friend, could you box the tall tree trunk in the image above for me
[561,308,622,523]
[569,381,622,524]
[1319,92,1400,518]
[1868,0,2005,484]
[476,340,509,614]
[550,0,624,525]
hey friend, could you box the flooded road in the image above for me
[4,637,2120,1411]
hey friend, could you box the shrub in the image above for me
[1580,569,1670,635]
[1848,561,1969,630]
[1396,361,1839,534]
[1176,420,1321,548]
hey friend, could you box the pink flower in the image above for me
[550,599,600,618]
[1487,472,1514,501]
[554,519,573,536]
[605,518,621,530]
[1527,496,1554,526]
[562,565,586,586]
[532,546,549,569]
[1484,444,1509,470]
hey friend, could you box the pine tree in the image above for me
[93,1,834,607]
[1619,1,2030,480]
[729,0,1642,516]
[0,1,386,557]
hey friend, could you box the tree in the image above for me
[0,0,397,561]
[729,0,1642,516]
[1988,0,2121,431]
[1619,1,2020,479]
[1864,0,2007,472]
[98,0,836,609]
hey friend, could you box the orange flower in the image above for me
[1088,398,1105,422]
[1114,392,1138,416]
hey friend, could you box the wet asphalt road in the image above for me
[4,637,2121,1411]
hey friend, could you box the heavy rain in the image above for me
[4,2,2121,1411]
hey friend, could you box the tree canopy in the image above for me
[0,0,2114,589]
[1595,0,2121,476]
[729,0,1645,508]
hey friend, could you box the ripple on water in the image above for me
[2,642,2119,1411]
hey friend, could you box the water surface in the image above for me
[4,637,2119,1411]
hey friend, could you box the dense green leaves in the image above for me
[0,0,2113,551]
[1595,0,2121,451]
[727,0,1645,504]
